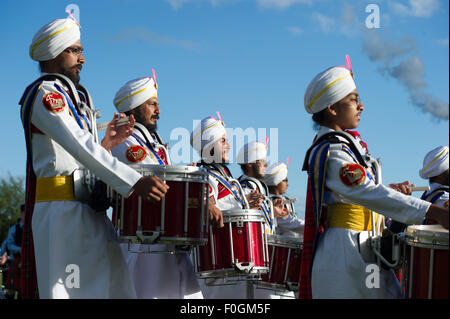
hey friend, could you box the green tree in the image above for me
[0,175,25,242]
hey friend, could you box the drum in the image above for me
[193,209,269,282]
[257,234,302,291]
[112,165,210,246]
[401,225,449,299]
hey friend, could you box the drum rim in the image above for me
[119,236,208,245]
[195,266,270,278]
[129,164,209,176]
[404,225,449,246]
[267,234,303,247]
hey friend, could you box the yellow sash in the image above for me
[35,176,76,202]
[327,203,381,232]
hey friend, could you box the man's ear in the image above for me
[327,103,339,116]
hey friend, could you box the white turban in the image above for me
[304,66,356,114]
[113,77,158,113]
[191,115,226,157]
[236,141,268,164]
[263,162,288,186]
[29,18,81,62]
[419,145,449,179]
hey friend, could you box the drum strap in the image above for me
[239,176,273,230]
[131,132,165,165]
[421,186,449,204]
[133,123,168,165]
[208,169,246,209]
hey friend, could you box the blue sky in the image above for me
[0,0,448,218]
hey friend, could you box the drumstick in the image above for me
[96,116,130,131]
[408,186,430,192]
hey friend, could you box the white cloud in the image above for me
[166,0,192,10]
[256,0,312,9]
[313,12,335,33]
[109,28,199,51]
[287,26,304,36]
[435,38,449,48]
[390,0,440,18]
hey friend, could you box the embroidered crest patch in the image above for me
[279,208,289,219]
[339,163,366,187]
[126,145,147,163]
[43,92,66,113]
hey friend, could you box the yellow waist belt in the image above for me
[35,176,76,202]
[327,203,381,232]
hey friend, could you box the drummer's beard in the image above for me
[146,123,157,133]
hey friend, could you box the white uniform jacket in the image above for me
[111,124,203,299]
[422,183,449,207]
[270,194,305,238]
[25,75,141,299]
[309,126,430,299]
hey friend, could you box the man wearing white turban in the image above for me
[111,74,204,299]
[20,16,168,299]
[250,160,305,299]
[264,161,305,238]
[299,57,449,299]
[191,115,264,298]
[419,146,449,213]
[237,141,279,233]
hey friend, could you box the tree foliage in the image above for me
[0,175,25,242]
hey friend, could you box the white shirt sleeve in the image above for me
[31,82,142,197]
[323,144,430,225]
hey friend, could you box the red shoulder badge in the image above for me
[279,208,289,219]
[43,92,66,113]
[126,145,147,163]
[339,163,366,187]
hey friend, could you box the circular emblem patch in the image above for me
[126,145,147,163]
[339,163,366,187]
[279,208,289,219]
[43,92,66,113]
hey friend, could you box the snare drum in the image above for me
[401,225,449,299]
[111,165,210,246]
[257,234,302,291]
[193,209,269,281]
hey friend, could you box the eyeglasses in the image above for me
[64,46,84,56]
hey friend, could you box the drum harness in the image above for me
[133,123,171,165]
[22,73,107,207]
[302,131,402,270]
[239,176,277,231]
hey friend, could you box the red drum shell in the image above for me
[401,225,449,299]
[112,165,209,246]
[260,235,302,291]
[194,209,269,279]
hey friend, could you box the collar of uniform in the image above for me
[429,183,449,192]
[317,125,366,155]
[40,72,70,91]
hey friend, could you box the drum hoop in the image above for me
[403,225,449,247]
[129,164,209,176]
[222,209,268,221]
[195,266,270,278]
[119,236,208,245]
[222,215,266,223]
[267,234,303,248]
[402,239,448,250]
